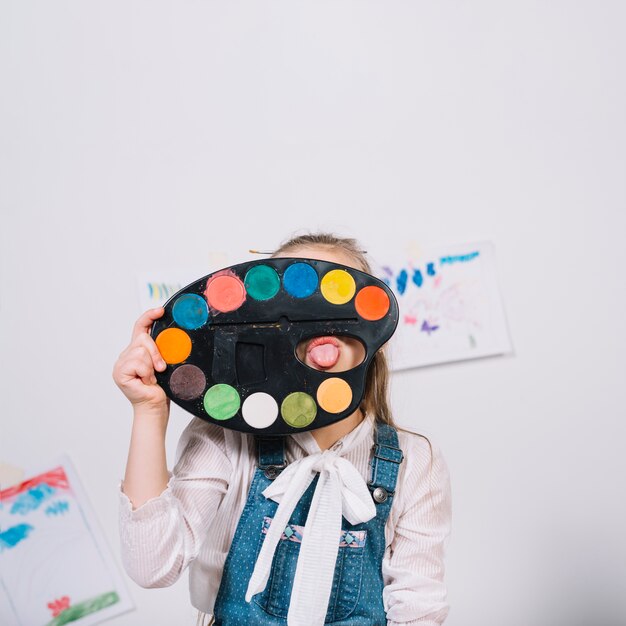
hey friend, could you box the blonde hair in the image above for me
[270,231,396,428]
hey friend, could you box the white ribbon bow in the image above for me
[245,449,376,626]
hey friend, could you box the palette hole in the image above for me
[295,335,366,373]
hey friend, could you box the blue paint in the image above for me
[426,262,436,276]
[396,269,408,295]
[412,269,423,288]
[382,277,390,287]
[10,483,55,515]
[45,500,70,516]
[440,251,480,265]
[283,263,318,298]
[172,293,209,330]
[0,524,34,551]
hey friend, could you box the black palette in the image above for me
[150,257,399,435]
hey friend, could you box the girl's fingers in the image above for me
[131,307,165,342]
[118,347,157,384]
[135,333,167,372]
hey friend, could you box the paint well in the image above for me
[320,269,356,305]
[281,392,317,428]
[316,377,353,413]
[283,262,318,298]
[169,364,206,400]
[355,286,390,321]
[242,392,279,428]
[205,274,246,312]
[156,328,192,364]
[204,384,240,420]
[172,293,209,329]
[244,265,280,301]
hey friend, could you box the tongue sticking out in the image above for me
[308,343,340,368]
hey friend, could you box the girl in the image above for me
[114,232,451,625]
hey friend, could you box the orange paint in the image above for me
[316,377,352,414]
[355,286,390,321]
[155,328,192,364]
[205,273,246,312]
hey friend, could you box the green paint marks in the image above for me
[204,384,240,420]
[47,591,119,626]
[244,265,280,301]
[281,392,317,428]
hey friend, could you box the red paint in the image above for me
[0,467,70,500]
[48,596,71,617]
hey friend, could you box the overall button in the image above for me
[264,466,280,480]
[372,487,388,503]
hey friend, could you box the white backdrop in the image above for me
[1,2,625,625]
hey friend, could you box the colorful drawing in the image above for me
[372,242,512,370]
[0,457,133,626]
[136,253,233,312]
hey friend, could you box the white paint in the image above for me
[241,392,279,429]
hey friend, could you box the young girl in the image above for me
[114,232,451,626]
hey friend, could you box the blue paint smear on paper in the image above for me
[45,500,70,516]
[412,269,424,288]
[10,483,56,515]
[440,251,480,265]
[0,524,34,551]
[396,269,408,295]
[426,262,436,276]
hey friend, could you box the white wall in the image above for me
[1,2,625,625]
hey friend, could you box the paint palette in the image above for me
[150,258,399,435]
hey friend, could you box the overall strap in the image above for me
[368,423,403,505]
[256,436,287,480]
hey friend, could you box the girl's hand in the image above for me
[113,308,169,411]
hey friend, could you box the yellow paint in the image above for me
[320,270,356,305]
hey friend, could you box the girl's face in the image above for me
[273,245,367,373]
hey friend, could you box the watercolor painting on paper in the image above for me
[371,241,512,370]
[0,456,133,626]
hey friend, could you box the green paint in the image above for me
[204,384,240,420]
[47,591,119,626]
[281,392,317,428]
[244,265,280,301]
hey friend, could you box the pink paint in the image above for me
[404,314,418,325]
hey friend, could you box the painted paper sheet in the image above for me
[372,242,512,370]
[0,456,134,626]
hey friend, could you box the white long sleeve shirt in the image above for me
[118,413,451,625]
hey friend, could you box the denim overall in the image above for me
[212,424,403,626]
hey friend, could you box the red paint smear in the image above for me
[0,466,70,500]
[48,596,71,617]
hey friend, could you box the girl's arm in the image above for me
[113,308,170,508]
[383,434,452,626]
[113,309,231,587]
[118,417,231,588]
